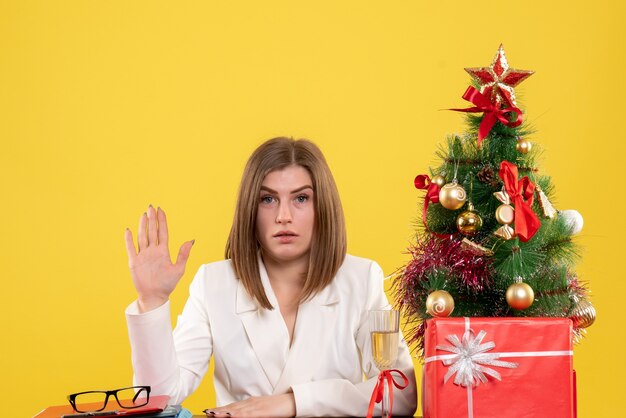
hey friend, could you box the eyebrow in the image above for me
[260,185,314,194]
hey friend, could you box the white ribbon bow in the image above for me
[436,329,519,387]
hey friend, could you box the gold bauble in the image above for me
[431,174,446,188]
[495,204,515,225]
[456,204,483,236]
[425,290,455,317]
[516,138,532,154]
[438,181,467,210]
[506,279,534,310]
[570,299,596,329]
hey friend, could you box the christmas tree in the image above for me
[394,45,596,357]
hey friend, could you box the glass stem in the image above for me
[382,377,391,418]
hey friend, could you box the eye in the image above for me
[260,195,276,205]
[295,194,310,204]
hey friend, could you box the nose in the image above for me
[276,201,293,224]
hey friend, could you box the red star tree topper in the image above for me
[465,44,534,107]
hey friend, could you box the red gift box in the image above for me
[422,317,576,418]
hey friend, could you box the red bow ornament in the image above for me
[498,161,541,242]
[450,86,524,147]
[414,175,440,225]
[366,369,410,418]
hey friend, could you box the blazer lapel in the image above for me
[236,258,290,390]
[272,280,340,395]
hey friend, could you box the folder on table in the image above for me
[34,395,169,418]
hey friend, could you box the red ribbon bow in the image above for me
[414,174,440,225]
[498,161,541,242]
[450,86,524,147]
[366,369,410,418]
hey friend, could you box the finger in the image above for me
[124,228,137,263]
[138,212,148,252]
[175,240,195,269]
[147,204,158,246]
[157,206,168,247]
[208,406,234,418]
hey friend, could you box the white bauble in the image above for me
[560,209,584,235]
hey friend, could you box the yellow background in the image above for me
[1,1,623,417]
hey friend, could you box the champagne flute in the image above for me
[369,309,400,418]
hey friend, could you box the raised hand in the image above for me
[124,205,195,312]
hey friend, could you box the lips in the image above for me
[273,231,298,243]
[273,230,298,237]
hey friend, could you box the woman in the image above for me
[124,137,417,417]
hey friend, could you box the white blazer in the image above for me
[125,254,417,417]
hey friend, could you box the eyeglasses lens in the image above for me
[74,392,108,412]
[116,387,149,408]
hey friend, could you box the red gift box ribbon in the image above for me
[424,317,573,418]
[366,369,409,418]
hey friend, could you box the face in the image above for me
[256,165,315,266]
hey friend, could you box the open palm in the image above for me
[124,205,194,312]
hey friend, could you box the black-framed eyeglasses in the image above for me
[67,386,151,413]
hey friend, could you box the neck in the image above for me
[261,251,308,290]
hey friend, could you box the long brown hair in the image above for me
[225,137,347,310]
